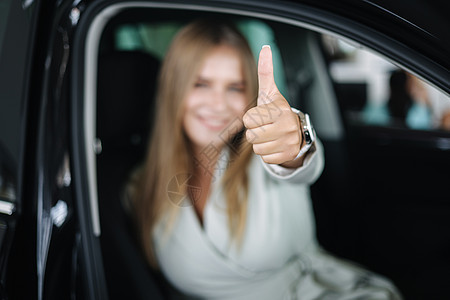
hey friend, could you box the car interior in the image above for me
[90,5,450,300]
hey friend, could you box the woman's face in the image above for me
[183,45,248,154]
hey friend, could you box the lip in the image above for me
[197,115,229,131]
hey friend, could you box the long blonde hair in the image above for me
[131,20,258,267]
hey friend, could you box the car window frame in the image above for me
[70,1,449,299]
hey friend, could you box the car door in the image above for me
[1,0,111,299]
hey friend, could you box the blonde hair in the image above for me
[131,20,258,267]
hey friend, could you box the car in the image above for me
[0,0,449,299]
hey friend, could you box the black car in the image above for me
[0,0,449,299]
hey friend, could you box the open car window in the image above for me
[323,35,450,133]
[81,4,450,300]
[107,20,289,96]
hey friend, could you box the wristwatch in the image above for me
[291,107,316,160]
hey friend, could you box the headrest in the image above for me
[97,51,160,151]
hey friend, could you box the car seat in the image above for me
[96,50,165,300]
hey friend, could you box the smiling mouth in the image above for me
[198,115,229,131]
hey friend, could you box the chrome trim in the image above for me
[85,11,112,236]
[0,200,15,215]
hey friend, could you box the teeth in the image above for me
[202,117,227,127]
[208,120,225,126]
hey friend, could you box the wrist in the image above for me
[292,107,315,160]
[280,108,316,168]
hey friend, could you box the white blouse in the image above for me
[153,141,401,299]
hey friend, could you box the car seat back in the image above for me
[96,50,164,300]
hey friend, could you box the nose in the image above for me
[210,87,228,112]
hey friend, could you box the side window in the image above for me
[0,0,36,203]
[0,0,38,297]
[0,0,15,222]
[0,0,21,177]
[110,20,288,96]
[0,1,12,59]
[322,35,450,132]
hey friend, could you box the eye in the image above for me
[228,85,245,93]
[194,81,209,88]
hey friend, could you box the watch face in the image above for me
[291,107,315,145]
[303,113,315,144]
[304,129,313,144]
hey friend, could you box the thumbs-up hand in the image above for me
[243,45,305,168]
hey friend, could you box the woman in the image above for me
[130,20,401,299]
